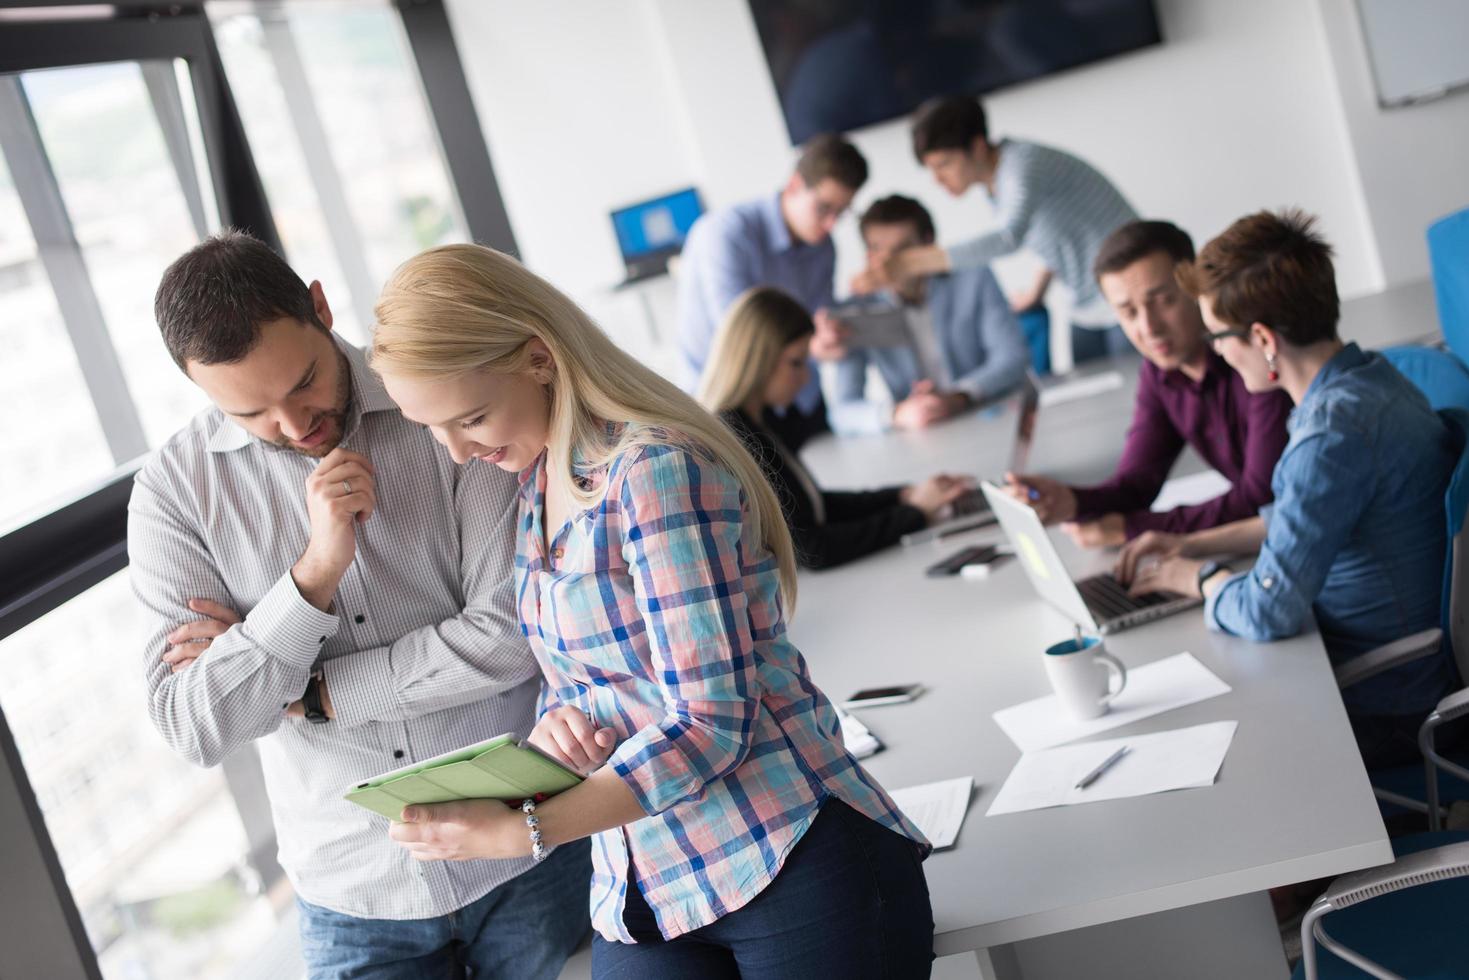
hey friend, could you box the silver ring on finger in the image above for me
[341,479,352,495]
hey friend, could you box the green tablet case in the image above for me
[343,733,582,821]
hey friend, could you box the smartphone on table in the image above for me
[842,684,925,709]
[925,544,998,577]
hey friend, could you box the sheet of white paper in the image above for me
[987,721,1237,816]
[837,706,882,759]
[993,652,1231,752]
[1038,370,1126,407]
[889,776,974,849]
[1150,470,1233,513]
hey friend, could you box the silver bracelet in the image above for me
[521,798,546,863]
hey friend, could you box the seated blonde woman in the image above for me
[701,286,972,569]
[370,245,934,978]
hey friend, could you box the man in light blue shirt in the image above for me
[831,195,1028,435]
[677,134,867,446]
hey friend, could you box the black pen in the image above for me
[1075,745,1129,790]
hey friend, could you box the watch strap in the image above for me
[302,669,329,724]
[1197,560,1233,595]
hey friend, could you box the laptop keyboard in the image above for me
[948,489,989,517]
[1077,574,1178,621]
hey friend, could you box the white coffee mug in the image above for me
[1043,635,1127,721]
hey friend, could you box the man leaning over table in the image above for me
[128,230,590,980]
[864,95,1139,367]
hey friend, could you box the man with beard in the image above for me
[127,230,590,979]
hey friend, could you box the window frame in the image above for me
[0,3,517,976]
[1,5,517,975]
[393,0,518,255]
[1,10,280,976]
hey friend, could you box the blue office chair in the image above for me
[1427,208,1469,367]
[1292,412,1469,977]
[1381,345,1469,412]
[1294,831,1469,979]
[1333,409,1469,826]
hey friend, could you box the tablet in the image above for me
[343,733,582,821]
[828,301,912,349]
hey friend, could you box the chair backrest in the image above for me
[1383,345,1469,412]
[1428,207,1469,366]
[1388,362,1469,679]
[1441,408,1469,687]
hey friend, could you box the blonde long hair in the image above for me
[371,244,798,607]
[699,287,816,415]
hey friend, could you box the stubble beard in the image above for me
[275,349,353,458]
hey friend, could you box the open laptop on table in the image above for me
[979,481,1201,634]
[610,187,703,287]
[900,371,1041,546]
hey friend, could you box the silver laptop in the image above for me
[979,481,1201,634]
[900,372,1041,546]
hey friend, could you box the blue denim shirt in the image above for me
[1205,343,1460,716]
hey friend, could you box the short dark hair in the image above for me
[1092,220,1196,281]
[1176,209,1339,346]
[154,229,324,370]
[911,96,988,162]
[794,133,869,191]
[859,195,936,244]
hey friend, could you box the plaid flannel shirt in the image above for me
[515,437,928,942]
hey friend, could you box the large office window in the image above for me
[0,150,114,530]
[24,62,211,448]
[0,572,291,979]
[209,0,469,341]
[2,4,472,528]
[0,59,215,531]
[0,17,301,977]
[1,4,509,976]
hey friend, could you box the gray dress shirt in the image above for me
[127,338,543,919]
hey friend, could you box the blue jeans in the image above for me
[1016,306,1052,376]
[591,799,933,979]
[1069,323,1131,365]
[296,838,591,980]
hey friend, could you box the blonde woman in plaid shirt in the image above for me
[374,244,934,978]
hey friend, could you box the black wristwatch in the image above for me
[1197,560,1234,597]
[302,668,330,725]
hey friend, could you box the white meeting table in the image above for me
[792,367,1391,979]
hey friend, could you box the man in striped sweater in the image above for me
[858,95,1138,368]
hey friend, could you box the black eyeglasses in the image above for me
[1205,327,1252,344]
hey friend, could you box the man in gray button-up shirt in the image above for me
[128,232,589,979]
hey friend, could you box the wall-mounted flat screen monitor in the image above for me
[748,0,1162,144]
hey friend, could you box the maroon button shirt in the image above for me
[1071,350,1292,537]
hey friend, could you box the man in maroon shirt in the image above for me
[1003,220,1292,546]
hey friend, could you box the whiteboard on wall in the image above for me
[1356,0,1469,107]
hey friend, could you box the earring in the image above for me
[1265,352,1279,383]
